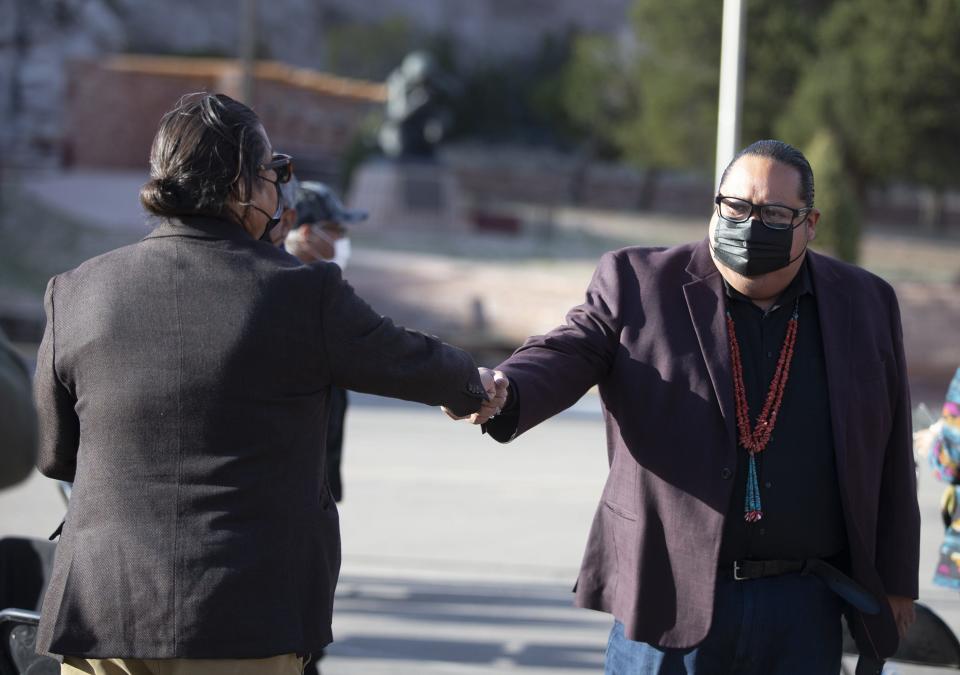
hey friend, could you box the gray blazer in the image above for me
[34,216,485,658]
[0,326,37,489]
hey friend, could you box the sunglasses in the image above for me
[260,153,293,184]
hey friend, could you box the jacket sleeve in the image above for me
[0,327,37,489]
[873,285,920,598]
[485,250,624,442]
[318,263,485,417]
[34,276,80,482]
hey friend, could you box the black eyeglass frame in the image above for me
[259,153,293,185]
[715,194,812,231]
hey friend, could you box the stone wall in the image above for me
[434,145,960,231]
[440,145,711,216]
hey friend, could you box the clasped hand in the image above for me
[443,367,509,424]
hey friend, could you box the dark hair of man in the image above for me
[719,139,815,208]
[140,92,267,221]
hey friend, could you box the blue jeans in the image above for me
[604,573,842,675]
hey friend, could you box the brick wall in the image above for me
[66,56,385,181]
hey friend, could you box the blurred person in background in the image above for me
[0,326,36,490]
[33,92,496,675]
[285,181,368,503]
[0,326,48,664]
[927,368,960,588]
[464,139,918,675]
[273,181,367,675]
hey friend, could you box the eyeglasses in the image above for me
[715,194,811,231]
[260,153,293,184]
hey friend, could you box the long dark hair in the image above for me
[140,93,267,220]
[720,139,815,208]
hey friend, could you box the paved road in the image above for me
[1,394,957,673]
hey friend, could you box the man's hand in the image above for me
[473,368,509,424]
[285,225,331,263]
[443,368,509,424]
[888,595,915,639]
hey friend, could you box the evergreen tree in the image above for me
[806,130,861,262]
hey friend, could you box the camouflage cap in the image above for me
[295,181,368,225]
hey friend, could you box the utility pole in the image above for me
[238,0,257,104]
[714,0,747,189]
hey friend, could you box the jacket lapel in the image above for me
[682,239,737,451]
[808,251,853,500]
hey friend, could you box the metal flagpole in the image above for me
[714,0,747,190]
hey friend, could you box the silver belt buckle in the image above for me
[733,560,747,581]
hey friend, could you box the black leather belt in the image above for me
[725,558,881,615]
[731,559,804,581]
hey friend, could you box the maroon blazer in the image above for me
[492,239,919,659]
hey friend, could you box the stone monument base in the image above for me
[347,159,470,233]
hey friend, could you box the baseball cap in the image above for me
[295,181,368,225]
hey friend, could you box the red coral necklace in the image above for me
[726,298,799,523]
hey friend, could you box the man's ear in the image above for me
[806,208,820,241]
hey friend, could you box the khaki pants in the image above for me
[62,654,305,675]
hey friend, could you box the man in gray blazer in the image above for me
[33,92,493,673]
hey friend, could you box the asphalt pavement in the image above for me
[1,394,958,674]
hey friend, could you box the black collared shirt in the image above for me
[718,260,846,564]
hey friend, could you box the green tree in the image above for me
[779,0,960,230]
[324,16,419,81]
[549,0,831,175]
[533,33,638,160]
[805,130,861,262]
[740,0,832,143]
[626,0,723,172]
[444,33,576,144]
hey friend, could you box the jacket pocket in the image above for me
[604,499,639,521]
[602,500,639,606]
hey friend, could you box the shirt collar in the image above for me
[143,215,256,243]
[723,256,814,313]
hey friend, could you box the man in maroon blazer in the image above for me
[470,140,919,674]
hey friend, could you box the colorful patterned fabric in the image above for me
[930,367,960,589]
[930,368,960,483]
[935,485,960,588]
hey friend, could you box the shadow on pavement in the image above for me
[329,635,603,669]
[326,575,608,670]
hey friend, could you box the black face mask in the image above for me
[712,215,804,277]
[255,182,283,242]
